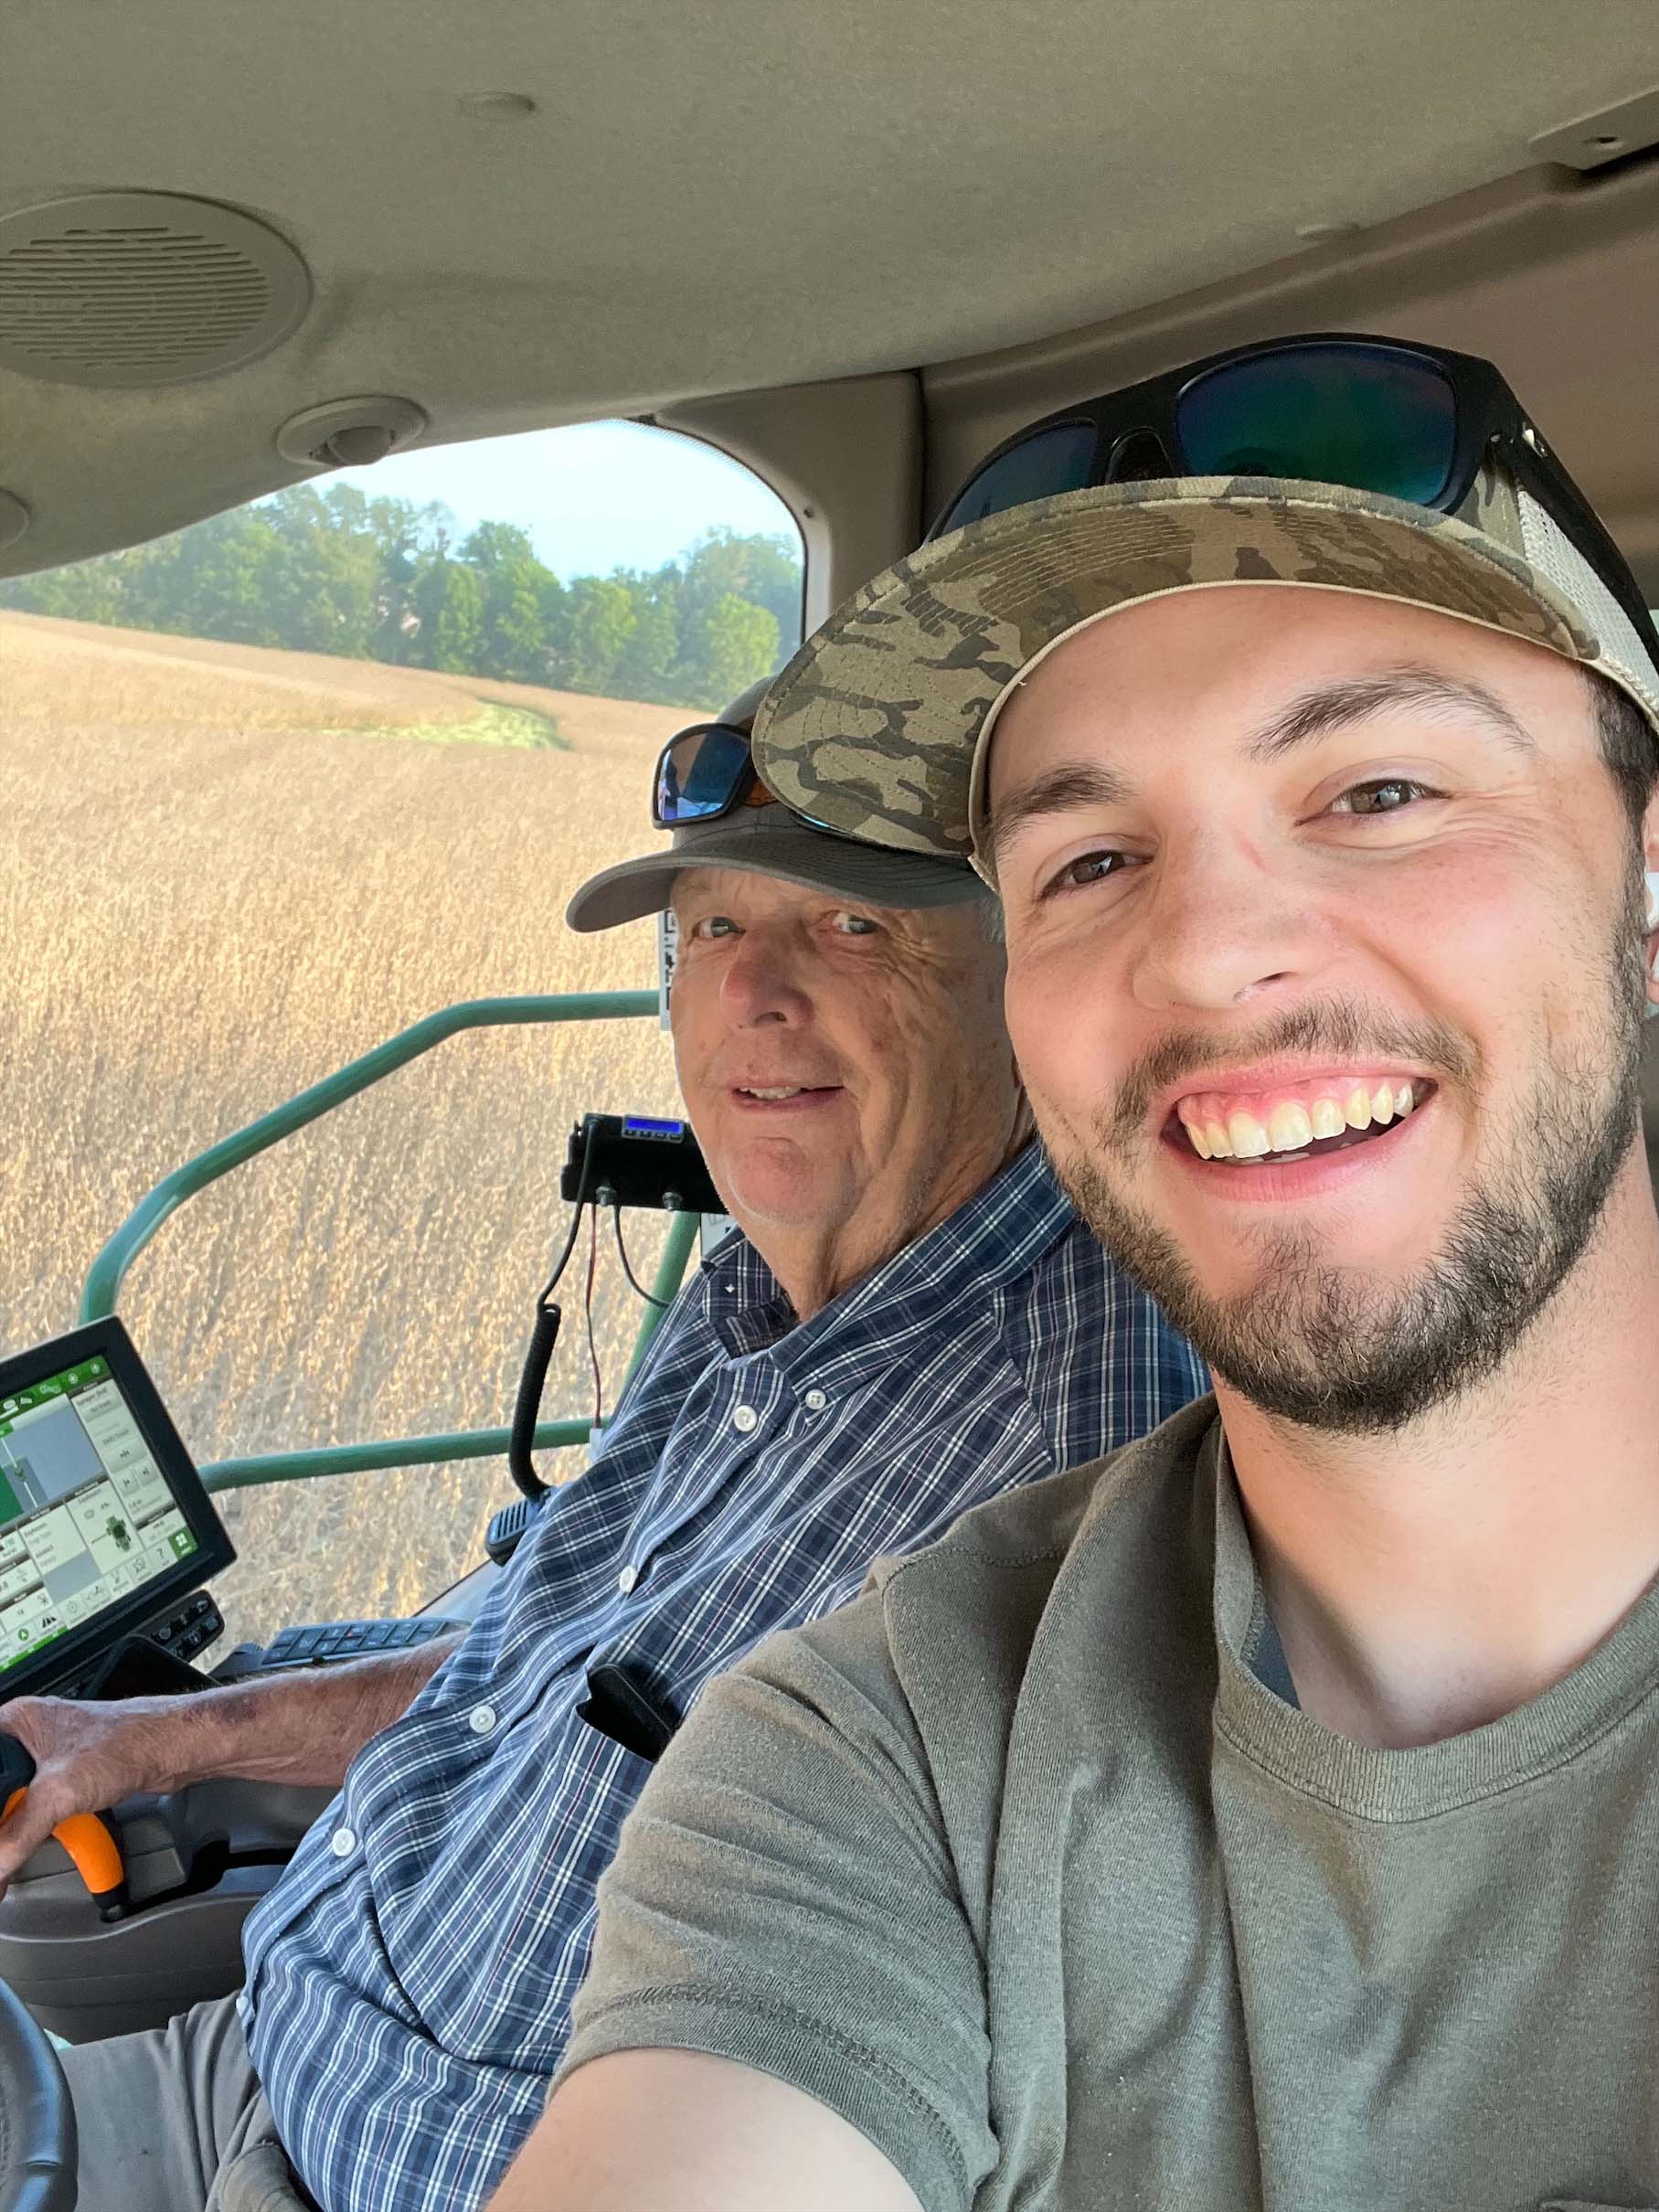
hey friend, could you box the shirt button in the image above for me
[732,1405,759,1433]
[330,1826,357,1859]
[468,1703,497,1736]
[617,1563,639,1594]
[803,1388,827,1412]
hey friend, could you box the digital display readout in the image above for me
[0,1356,197,1675]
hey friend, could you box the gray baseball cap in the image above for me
[565,678,987,931]
[565,797,987,931]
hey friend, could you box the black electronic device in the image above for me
[510,1110,720,1505]
[0,1318,234,1704]
[559,1113,722,1215]
[577,1663,679,1763]
[484,1494,543,1566]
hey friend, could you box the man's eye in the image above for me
[1042,849,1135,896]
[1326,778,1439,816]
[831,911,880,936]
[693,915,739,939]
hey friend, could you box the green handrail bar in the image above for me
[198,1209,701,1494]
[78,992,704,1490]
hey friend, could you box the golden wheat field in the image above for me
[0,610,699,1654]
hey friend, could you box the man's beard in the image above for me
[1048,887,1648,1435]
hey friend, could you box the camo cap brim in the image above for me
[565,799,985,931]
[750,473,1659,863]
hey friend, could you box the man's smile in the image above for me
[728,1080,845,1111]
[1170,1073,1430,1162]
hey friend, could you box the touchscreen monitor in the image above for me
[0,1318,234,1696]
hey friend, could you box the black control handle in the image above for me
[0,1736,34,1799]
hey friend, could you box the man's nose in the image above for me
[1128,834,1332,1014]
[718,933,813,1026]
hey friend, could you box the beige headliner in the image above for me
[4,1,1659,581]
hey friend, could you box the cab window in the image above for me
[0,421,803,1649]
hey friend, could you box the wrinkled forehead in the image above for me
[667,863,888,919]
[668,860,995,941]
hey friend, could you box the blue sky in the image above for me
[324,420,801,581]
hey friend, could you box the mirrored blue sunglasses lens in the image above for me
[932,420,1100,537]
[1175,345,1459,506]
[656,724,752,823]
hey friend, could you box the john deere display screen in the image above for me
[0,1319,233,1692]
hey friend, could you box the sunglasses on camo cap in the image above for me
[652,720,840,832]
[651,721,763,826]
[927,332,1659,663]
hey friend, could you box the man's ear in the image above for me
[1642,795,1659,1012]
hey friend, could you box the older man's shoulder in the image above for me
[747,1396,1218,1729]
[707,1396,1221,1863]
[872,1392,1218,1607]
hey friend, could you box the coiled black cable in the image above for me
[506,1123,598,1500]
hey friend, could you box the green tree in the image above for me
[558,577,637,694]
[610,573,682,702]
[685,592,782,709]
[408,552,484,673]
[0,495,803,709]
[463,522,556,683]
[258,486,379,655]
[5,549,131,626]
[677,528,803,657]
[140,506,282,646]
[361,495,430,663]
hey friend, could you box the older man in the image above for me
[495,335,1659,2212]
[0,698,1202,2212]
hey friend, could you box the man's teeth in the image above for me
[742,1085,805,1099]
[1177,1080,1418,1160]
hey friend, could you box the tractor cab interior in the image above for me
[4,5,1659,2202]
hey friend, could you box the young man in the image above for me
[491,336,1659,2210]
[0,712,1202,2212]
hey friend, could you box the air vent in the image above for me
[0,193,311,388]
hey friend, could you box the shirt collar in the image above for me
[697,1141,1077,1384]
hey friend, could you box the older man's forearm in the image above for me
[0,1632,464,1893]
[193,1631,467,1785]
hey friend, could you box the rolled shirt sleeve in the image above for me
[558,1591,997,2212]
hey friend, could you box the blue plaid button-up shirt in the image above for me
[240,1143,1205,2212]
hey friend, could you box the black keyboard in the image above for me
[255,1616,469,1668]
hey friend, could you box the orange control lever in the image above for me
[0,1735,129,1922]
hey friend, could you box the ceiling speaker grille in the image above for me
[0,194,311,388]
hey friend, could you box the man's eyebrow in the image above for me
[1246,665,1537,762]
[986,760,1135,871]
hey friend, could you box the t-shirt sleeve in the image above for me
[558,1590,997,2212]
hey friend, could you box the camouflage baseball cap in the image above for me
[567,675,987,929]
[750,467,1659,864]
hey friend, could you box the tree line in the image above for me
[0,484,804,710]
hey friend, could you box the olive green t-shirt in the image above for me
[561,1398,1659,2211]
